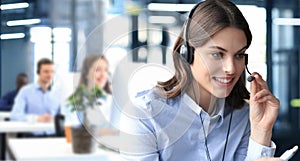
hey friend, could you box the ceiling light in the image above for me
[0,2,29,10]
[273,18,300,26]
[147,3,195,12]
[7,19,41,26]
[148,16,176,24]
[0,33,25,40]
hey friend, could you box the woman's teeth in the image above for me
[215,78,232,83]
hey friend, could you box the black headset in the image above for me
[179,2,201,65]
[244,54,255,82]
[179,2,254,82]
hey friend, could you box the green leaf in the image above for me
[66,84,107,112]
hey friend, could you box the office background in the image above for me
[1,0,300,160]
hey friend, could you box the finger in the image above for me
[256,95,278,105]
[253,72,269,90]
[253,89,270,101]
[254,91,280,106]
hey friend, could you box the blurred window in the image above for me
[30,27,71,82]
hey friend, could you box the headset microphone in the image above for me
[245,54,255,82]
[247,74,255,82]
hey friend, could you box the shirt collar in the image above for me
[183,93,225,128]
[34,83,51,91]
[183,93,201,115]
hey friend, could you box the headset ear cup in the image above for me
[187,46,195,64]
[180,44,189,62]
[180,44,195,64]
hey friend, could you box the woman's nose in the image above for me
[222,58,236,74]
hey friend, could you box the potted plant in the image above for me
[67,84,107,154]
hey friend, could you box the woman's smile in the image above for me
[212,76,235,87]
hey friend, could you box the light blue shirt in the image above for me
[120,88,276,161]
[10,83,61,122]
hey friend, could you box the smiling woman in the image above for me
[190,27,248,103]
[120,0,281,161]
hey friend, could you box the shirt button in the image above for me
[261,149,268,157]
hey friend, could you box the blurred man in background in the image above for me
[0,73,28,111]
[10,58,60,124]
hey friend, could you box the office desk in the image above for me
[8,138,124,161]
[0,121,54,133]
[0,121,55,160]
[0,112,10,121]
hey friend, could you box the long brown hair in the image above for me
[157,0,252,109]
[78,54,112,94]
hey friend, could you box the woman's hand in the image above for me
[254,157,283,161]
[249,72,280,146]
[37,114,53,122]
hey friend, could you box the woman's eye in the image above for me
[211,52,223,58]
[235,53,246,59]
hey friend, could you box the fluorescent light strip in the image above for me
[148,16,176,24]
[0,33,25,40]
[7,19,41,26]
[273,18,300,26]
[148,3,195,12]
[0,2,29,10]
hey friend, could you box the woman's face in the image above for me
[190,27,247,98]
[87,58,109,88]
